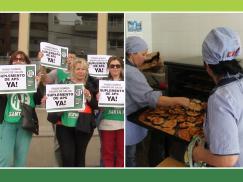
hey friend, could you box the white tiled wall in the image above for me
[151,13,243,60]
[125,13,153,52]
[126,13,243,60]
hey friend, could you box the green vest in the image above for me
[102,107,124,122]
[4,93,35,123]
[57,69,70,83]
[61,111,79,127]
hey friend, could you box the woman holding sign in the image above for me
[47,58,98,167]
[97,56,124,167]
[0,51,43,167]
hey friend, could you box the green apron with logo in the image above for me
[102,107,124,121]
[61,111,79,127]
[4,93,35,123]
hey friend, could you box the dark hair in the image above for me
[107,56,124,80]
[207,59,243,76]
[9,51,31,65]
[69,51,76,56]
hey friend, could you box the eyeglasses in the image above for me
[109,64,121,69]
[13,57,25,62]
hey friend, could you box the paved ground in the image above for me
[27,108,101,167]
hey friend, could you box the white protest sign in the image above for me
[40,42,68,70]
[87,55,111,78]
[46,84,85,112]
[98,80,125,107]
[0,64,36,94]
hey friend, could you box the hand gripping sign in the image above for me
[87,55,111,78]
[46,84,85,112]
[0,64,36,94]
[98,80,125,107]
[40,42,69,70]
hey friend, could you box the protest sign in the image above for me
[0,64,36,94]
[87,55,111,78]
[98,80,125,107]
[40,42,68,70]
[46,84,85,112]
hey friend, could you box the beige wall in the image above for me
[18,13,30,55]
[151,13,243,60]
[18,13,108,55]
[126,13,243,60]
[97,13,108,54]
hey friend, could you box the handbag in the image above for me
[76,113,96,133]
[18,94,39,135]
[47,112,63,124]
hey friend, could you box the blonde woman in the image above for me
[51,58,98,167]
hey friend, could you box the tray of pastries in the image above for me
[138,99,206,142]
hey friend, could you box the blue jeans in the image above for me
[0,121,32,167]
[126,145,136,167]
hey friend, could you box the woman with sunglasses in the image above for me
[97,56,124,167]
[0,51,43,167]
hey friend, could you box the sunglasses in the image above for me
[109,64,121,69]
[13,57,25,62]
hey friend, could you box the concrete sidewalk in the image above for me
[27,108,101,167]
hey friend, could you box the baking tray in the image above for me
[127,106,205,163]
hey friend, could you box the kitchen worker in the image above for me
[193,27,243,167]
[126,36,189,167]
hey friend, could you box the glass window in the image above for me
[0,13,19,63]
[29,13,98,58]
[107,13,124,58]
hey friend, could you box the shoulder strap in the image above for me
[17,94,22,103]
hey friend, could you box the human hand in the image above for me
[192,144,205,162]
[175,97,190,108]
[96,92,100,101]
[37,51,44,61]
[35,75,41,86]
[84,89,91,101]
[41,96,47,107]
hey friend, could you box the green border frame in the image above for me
[1,0,243,11]
[1,169,243,181]
[1,0,243,181]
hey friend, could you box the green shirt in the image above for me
[4,93,35,123]
[57,69,70,83]
[102,107,124,122]
[61,111,79,127]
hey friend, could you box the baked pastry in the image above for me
[169,105,185,115]
[151,117,165,125]
[179,122,195,128]
[188,127,201,136]
[178,129,191,141]
[162,127,176,135]
[194,115,205,125]
[186,116,197,123]
[162,119,177,128]
[176,115,186,122]
[186,110,200,117]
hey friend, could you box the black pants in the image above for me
[148,130,166,167]
[56,125,93,167]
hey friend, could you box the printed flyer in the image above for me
[98,80,125,107]
[87,55,111,78]
[0,64,36,94]
[46,84,85,112]
[40,42,68,70]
